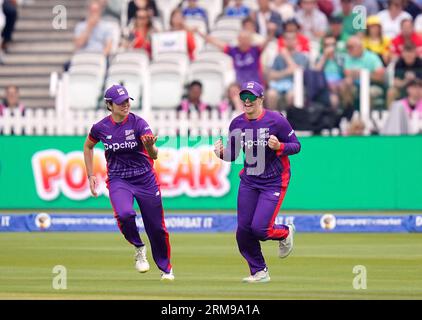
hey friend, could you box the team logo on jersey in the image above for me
[259,128,270,139]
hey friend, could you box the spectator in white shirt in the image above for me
[377,0,412,39]
[295,0,328,42]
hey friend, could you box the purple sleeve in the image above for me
[220,119,242,162]
[276,114,301,157]
[88,125,100,143]
[137,118,153,138]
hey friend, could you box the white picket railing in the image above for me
[0,108,237,136]
[2,107,422,136]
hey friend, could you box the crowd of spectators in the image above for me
[3,0,419,135]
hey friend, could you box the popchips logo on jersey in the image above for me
[103,141,138,152]
[240,128,269,149]
[241,139,268,149]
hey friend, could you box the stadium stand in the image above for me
[0,0,87,109]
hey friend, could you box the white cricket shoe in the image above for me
[279,224,295,258]
[161,268,175,281]
[135,245,150,273]
[242,268,270,283]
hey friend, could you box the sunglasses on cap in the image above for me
[240,92,258,102]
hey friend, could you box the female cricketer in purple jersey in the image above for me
[214,81,301,283]
[83,84,174,281]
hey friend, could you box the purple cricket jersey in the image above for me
[89,112,155,179]
[224,45,264,85]
[221,109,301,187]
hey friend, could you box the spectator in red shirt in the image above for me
[391,18,422,57]
[278,18,310,54]
[124,8,156,56]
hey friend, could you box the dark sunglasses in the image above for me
[240,92,258,102]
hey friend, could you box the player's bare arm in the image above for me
[141,134,159,160]
[83,136,98,197]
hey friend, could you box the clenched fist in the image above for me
[214,138,224,158]
[268,135,281,151]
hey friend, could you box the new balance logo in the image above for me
[126,134,135,141]
[106,135,112,140]
[274,192,280,197]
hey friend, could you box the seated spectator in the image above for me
[123,8,156,56]
[128,0,159,23]
[73,1,113,56]
[271,0,295,21]
[252,0,284,38]
[63,1,113,71]
[295,0,328,42]
[168,7,196,60]
[381,79,422,135]
[1,0,18,52]
[0,85,25,116]
[218,82,244,114]
[266,32,310,110]
[315,35,345,109]
[224,0,251,18]
[336,0,363,41]
[327,15,347,53]
[343,36,386,109]
[0,85,25,135]
[387,43,422,105]
[242,16,266,45]
[362,15,391,66]
[278,18,310,54]
[377,0,412,39]
[182,0,208,28]
[197,23,278,85]
[391,18,422,58]
[177,80,211,113]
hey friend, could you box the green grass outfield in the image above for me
[0,232,421,300]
